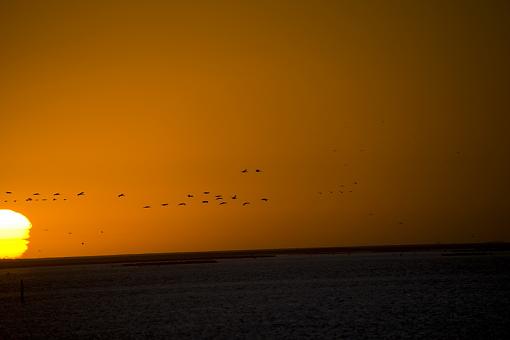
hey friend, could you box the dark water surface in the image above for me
[1,252,509,339]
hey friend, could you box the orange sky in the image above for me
[1,0,509,258]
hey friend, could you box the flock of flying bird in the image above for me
[1,190,270,207]
[1,167,363,208]
[141,191,270,209]
[2,191,85,203]
[1,169,272,249]
[1,168,270,209]
[1,167,368,250]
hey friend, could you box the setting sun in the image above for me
[0,209,32,259]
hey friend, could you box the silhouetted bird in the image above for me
[53,193,60,196]
[216,197,223,200]
[63,198,67,201]
[42,198,47,201]
[178,203,186,206]
[26,198,32,202]
[203,191,210,194]
[81,242,85,246]
[143,206,151,209]
[241,169,248,173]
[261,198,269,202]
[255,169,262,173]
[118,193,125,198]
[232,194,237,200]
[77,192,85,196]
[187,194,194,198]
[242,202,250,206]
[5,191,12,194]
[53,198,57,201]
[202,200,209,204]
[215,195,222,198]
[219,202,227,205]
[33,193,40,196]
[161,203,169,206]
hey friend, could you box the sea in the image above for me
[1,252,509,339]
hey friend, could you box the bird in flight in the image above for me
[202,200,209,204]
[26,198,32,202]
[143,205,151,209]
[255,169,262,173]
[33,193,40,196]
[118,193,125,198]
[219,202,227,205]
[178,202,186,206]
[203,191,210,194]
[161,203,169,206]
[187,194,194,198]
[53,193,60,196]
[77,192,85,196]
[81,242,85,246]
[232,194,237,200]
[261,198,269,202]
[242,202,250,206]
[241,169,248,173]
[5,191,12,194]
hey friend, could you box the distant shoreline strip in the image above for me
[1,242,508,270]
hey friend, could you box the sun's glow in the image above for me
[0,210,32,259]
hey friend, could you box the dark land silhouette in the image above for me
[1,242,508,270]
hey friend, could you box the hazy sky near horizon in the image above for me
[1,0,509,258]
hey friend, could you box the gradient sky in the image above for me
[1,0,509,258]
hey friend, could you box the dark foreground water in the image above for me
[1,252,509,339]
